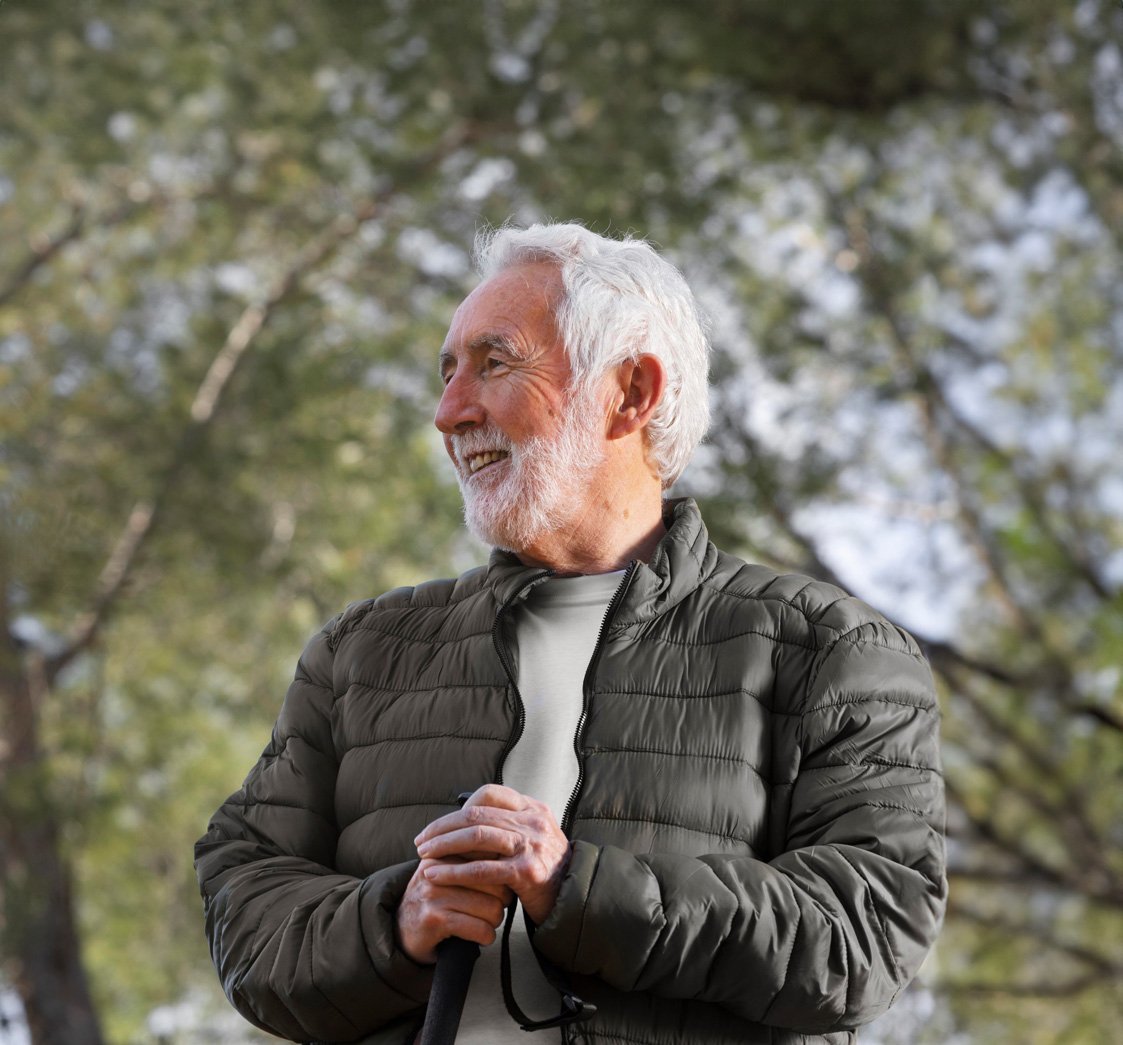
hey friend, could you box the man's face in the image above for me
[435,262,607,554]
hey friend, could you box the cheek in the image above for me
[513,386,566,427]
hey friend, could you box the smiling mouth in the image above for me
[467,450,510,474]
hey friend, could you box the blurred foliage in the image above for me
[1,0,1121,1042]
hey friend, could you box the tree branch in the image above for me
[919,637,1025,688]
[937,661,1092,813]
[921,360,1112,600]
[43,126,474,683]
[948,867,1123,912]
[0,188,175,311]
[971,749,1112,881]
[1075,701,1123,734]
[944,777,1123,909]
[0,204,86,310]
[833,198,1054,645]
[937,973,1108,998]
[951,903,1122,976]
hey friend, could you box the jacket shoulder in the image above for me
[325,565,492,650]
[705,548,922,657]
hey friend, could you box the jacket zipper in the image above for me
[491,563,636,1045]
[492,572,552,785]
[560,561,638,835]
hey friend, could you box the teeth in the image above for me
[468,451,508,473]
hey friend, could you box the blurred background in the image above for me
[1,1,1121,1042]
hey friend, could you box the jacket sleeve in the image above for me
[531,618,947,1033]
[194,619,432,1043]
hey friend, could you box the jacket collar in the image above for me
[484,497,716,622]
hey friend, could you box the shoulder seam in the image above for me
[698,579,877,648]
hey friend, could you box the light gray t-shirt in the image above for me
[456,571,622,1043]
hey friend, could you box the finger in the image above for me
[398,866,509,963]
[423,858,519,889]
[420,882,506,918]
[402,876,508,930]
[423,909,504,949]
[417,824,521,861]
[415,858,514,904]
[441,880,513,906]
[461,783,525,810]
[415,801,519,846]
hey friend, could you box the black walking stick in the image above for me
[418,792,481,1045]
[418,936,481,1045]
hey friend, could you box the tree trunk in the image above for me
[7,825,104,1045]
[1,643,104,1045]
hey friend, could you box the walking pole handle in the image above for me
[417,791,481,1045]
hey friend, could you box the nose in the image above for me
[434,369,484,435]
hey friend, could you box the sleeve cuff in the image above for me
[359,861,435,1005]
[531,840,600,970]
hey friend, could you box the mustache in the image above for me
[450,427,513,460]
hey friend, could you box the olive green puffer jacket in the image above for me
[195,499,946,1045]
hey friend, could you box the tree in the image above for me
[1,1,1119,1041]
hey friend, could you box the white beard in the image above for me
[451,385,606,553]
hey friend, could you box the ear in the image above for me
[606,354,666,441]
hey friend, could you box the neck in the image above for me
[514,476,666,576]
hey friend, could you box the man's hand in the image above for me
[414,784,571,925]
[396,857,512,965]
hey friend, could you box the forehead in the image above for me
[443,261,564,353]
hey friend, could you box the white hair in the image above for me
[474,222,711,487]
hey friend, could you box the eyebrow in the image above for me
[438,332,524,376]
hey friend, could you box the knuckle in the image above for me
[518,858,542,884]
[529,810,551,832]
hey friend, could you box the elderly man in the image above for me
[196,223,945,1045]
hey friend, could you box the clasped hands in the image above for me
[395,784,571,965]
